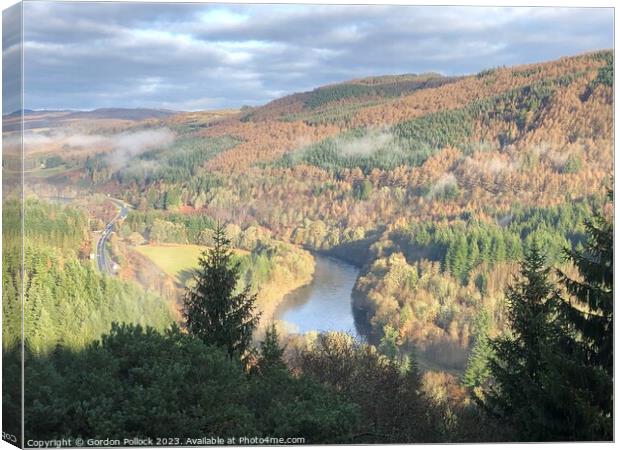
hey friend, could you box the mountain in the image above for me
[64,107,179,121]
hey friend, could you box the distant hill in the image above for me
[240,72,459,123]
[4,107,179,121]
[64,108,179,121]
[2,108,183,132]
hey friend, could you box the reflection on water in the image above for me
[274,254,363,337]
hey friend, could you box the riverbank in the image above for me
[132,241,316,331]
[254,246,315,329]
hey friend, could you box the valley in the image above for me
[2,0,615,441]
[5,49,613,422]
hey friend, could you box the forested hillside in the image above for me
[17,51,612,362]
[7,49,613,444]
[2,199,174,353]
[83,50,612,370]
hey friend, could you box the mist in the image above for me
[22,128,176,168]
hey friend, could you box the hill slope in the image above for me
[32,50,614,371]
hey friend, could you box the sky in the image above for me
[5,2,615,111]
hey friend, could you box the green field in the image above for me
[25,165,71,179]
[135,244,248,284]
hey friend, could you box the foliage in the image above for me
[4,199,90,254]
[462,309,492,392]
[2,199,173,353]
[2,243,173,353]
[182,224,260,358]
[279,77,565,172]
[481,219,613,441]
[399,201,594,282]
[294,332,441,443]
[592,52,613,88]
[16,324,359,443]
[302,75,454,109]
[482,244,565,440]
[554,194,613,438]
[117,135,241,185]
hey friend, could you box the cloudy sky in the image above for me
[11,2,615,111]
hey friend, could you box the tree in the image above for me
[555,193,613,439]
[182,223,260,358]
[257,324,285,372]
[446,235,468,282]
[20,324,360,443]
[482,243,563,440]
[462,309,492,393]
[378,324,399,360]
[559,204,613,376]
[296,332,439,443]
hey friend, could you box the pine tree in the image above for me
[379,324,400,360]
[182,223,260,358]
[463,309,492,394]
[446,235,468,282]
[554,192,613,439]
[483,243,563,440]
[258,323,285,371]
[559,205,613,376]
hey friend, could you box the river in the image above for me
[274,254,365,338]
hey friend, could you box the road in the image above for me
[96,198,130,275]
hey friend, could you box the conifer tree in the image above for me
[554,192,613,439]
[378,324,400,360]
[182,223,260,358]
[483,243,562,440]
[258,324,285,371]
[463,309,492,393]
[559,203,613,376]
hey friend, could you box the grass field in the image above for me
[135,244,248,284]
[25,165,71,179]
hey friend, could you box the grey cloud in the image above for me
[16,2,614,111]
[3,3,23,114]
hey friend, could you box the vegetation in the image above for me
[277,75,574,173]
[302,75,453,109]
[477,200,612,440]
[13,324,359,444]
[7,50,613,444]
[182,224,260,359]
[2,200,173,353]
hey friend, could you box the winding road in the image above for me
[96,198,130,275]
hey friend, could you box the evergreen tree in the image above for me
[182,223,260,358]
[446,235,468,282]
[482,243,563,440]
[554,192,613,439]
[258,324,285,371]
[463,309,492,394]
[378,324,400,360]
[559,205,613,376]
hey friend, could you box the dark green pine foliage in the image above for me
[561,207,613,376]
[258,324,286,372]
[483,244,564,440]
[19,324,360,442]
[463,309,492,392]
[182,224,260,358]
[555,195,613,439]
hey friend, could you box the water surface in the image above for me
[274,254,361,336]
